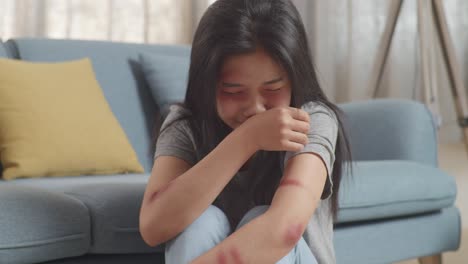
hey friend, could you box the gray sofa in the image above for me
[0,38,460,264]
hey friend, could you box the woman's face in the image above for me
[216,48,292,129]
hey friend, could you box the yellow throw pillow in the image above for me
[0,58,144,180]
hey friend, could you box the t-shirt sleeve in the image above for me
[153,106,197,166]
[283,102,339,200]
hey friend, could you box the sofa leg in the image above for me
[418,254,442,264]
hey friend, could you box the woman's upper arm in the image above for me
[267,102,339,233]
[143,109,197,208]
[269,153,327,222]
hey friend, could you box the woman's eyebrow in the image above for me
[221,82,243,88]
[221,77,283,87]
[263,77,283,85]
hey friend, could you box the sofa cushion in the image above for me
[337,160,457,223]
[334,206,461,264]
[6,38,191,173]
[2,173,150,191]
[0,58,144,180]
[0,185,90,264]
[64,183,165,254]
[4,160,457,253]
[139,52,190,116]
[1,174,163,254]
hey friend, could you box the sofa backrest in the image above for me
[6,38,191,173]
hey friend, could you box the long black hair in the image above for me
[152,0,353,221]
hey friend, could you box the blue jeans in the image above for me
[165,205,318,264]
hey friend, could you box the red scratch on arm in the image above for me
[278,177,303,188]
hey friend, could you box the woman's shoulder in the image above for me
[155,104,198,165]
[301,101,337,120]
[160,104,193,132]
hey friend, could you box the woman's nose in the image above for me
[242,97,266,118]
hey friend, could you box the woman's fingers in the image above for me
[290,120,310,134]
[288,131,309,147]
[285,108,310,152]
[288,107,310,123]
[284,141,305,152]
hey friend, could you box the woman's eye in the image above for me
[266,88,282,92]
[222,91,243,95]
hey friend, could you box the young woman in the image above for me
[139,0,353,263]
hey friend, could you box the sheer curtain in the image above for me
[1,0,467,143]
[293,0,468,143]
[0,0,214,44]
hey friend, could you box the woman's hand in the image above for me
[239,107,310,152]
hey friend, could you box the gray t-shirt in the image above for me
[154,101,339,264]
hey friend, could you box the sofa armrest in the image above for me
[338,99,438,167]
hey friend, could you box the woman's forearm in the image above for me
[141,127,257,247]
[191,209,302,264]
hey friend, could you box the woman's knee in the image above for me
[165,206,231,263]
[236,205,270,230]
[179,205,231,241]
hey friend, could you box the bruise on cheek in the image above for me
[283,223,304,246]
[278,177,304,189]
[217,92,231,101]
[148,181,173,203]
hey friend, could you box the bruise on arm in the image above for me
[283,222,305,247]
[216,250,227,264]
[215,247,245,264]
[193,154,327,264]
[276,176,308,247]
[204,216,305,264]
[147,180,174,204]
[230,247,244,264]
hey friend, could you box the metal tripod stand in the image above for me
[368,0,468,155]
